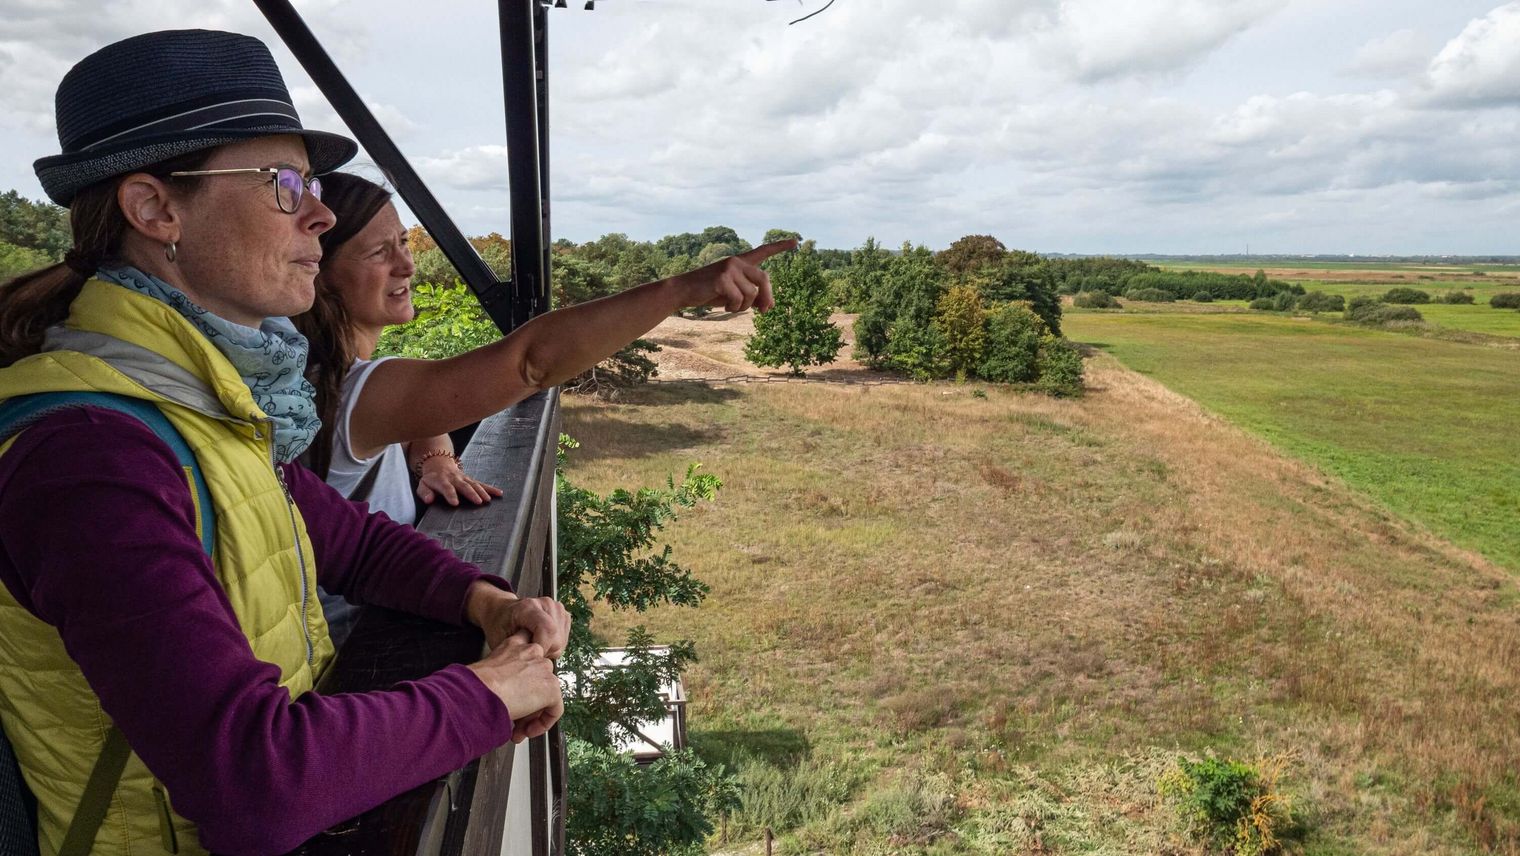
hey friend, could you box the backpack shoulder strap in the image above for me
[0,391,213,855]
[0,392,215,555]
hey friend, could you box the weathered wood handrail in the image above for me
[291,389,564,856]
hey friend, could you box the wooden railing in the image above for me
[291,389,564,856]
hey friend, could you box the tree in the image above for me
[552,255,616,307]
[932,285,986,380]
[762,228,803,245]
[0,190,71,259]
[694,242,739,268]
[743,248,843,376]
[936,234,1007,275]
[975,258,1063,336]
[839,236,887,312]
[978,302,1045,383]
[556,440,739,856]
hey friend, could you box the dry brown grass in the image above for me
[561,315,1520,854]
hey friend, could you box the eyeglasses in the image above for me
[167,166,323,214]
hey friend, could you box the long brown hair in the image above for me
[0,150,214,367]
[292,171,393,478]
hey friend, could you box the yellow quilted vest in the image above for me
[0,280,335,854]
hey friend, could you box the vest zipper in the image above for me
[265,420,315,665]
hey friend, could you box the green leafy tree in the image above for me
[978,302,1046,383]
[977,256,1063,335]
[553,255,616,307]
[762,228,803,245]
[744,249,843,375]
[0,241,53,278]
[936,234,1007,275]
[840,236,887,312]
[556,438,738,856]
[694,242,739,268]
[932,285,986,380]
[0,190,71,259]
[1035,334,1084,396]
[375,281,501,359]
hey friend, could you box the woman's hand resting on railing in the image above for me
[467,632,564,742]
[465,582,571,656]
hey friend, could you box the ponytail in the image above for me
[0,150,213,367]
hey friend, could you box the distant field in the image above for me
[1064,309,1520,572]
[1150,258,1520,277]
[1163,294,1520,340]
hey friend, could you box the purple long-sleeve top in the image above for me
[0,407,516,854]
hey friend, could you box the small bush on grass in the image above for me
[1489,292,1520,309]
[1437,290,1475,304]
[1271,291,1297,311]
[1347,301,1423,324]
[1296,291,1345,313]
[1124,287,1175,303]
[1072,290,1120,309]
[1159,755,1299,856]
[1248,297,1276,311]
[1192,291,1214,303]
[1382,287,1431,304]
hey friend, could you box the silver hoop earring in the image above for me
[165,241,177,263]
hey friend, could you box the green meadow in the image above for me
[1064,309,1520,572]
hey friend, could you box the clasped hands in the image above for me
[464,581,571,743]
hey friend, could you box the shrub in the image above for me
[1191,291,1214,303]
[978,302,1045,384]
[1295,291,1345,313]
[1382,287,1431,304]
[1347,301,1423,324]
[1035,335,1084,397]
[1159,755,1297,856]
[1248,297,1276,311]
[1124,287,1176,303]
[1436,290,1475,304]
[1072,290,1120,309]
[1489,292,1520,309]
[1270,291,1297,312]
[567,742,739,856]
[565,339,661,399]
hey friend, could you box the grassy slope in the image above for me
[563,361,1520,854]
[1064,310,1520,572]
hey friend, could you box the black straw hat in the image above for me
[33,29,358,206]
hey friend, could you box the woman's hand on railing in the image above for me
[416,456,503,507]
[467,631,564,743]
[668,238,797,314]
[465,582,572,658]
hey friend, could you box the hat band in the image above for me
[77,98,300,152]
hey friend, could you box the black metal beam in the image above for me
[252,0,515,332]
[500,0,552,326]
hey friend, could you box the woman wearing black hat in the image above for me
[0,30,568,855]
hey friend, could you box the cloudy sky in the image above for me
[2,0,1517,254]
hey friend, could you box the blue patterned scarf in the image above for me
[98,266,320,463]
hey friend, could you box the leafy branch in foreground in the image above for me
[556,435,736,856]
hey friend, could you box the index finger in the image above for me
[737,238,799,266]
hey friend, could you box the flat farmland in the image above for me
[1063,309,1520,573]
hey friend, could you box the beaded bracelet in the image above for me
[412,448,458,476]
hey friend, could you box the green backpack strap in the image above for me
[54,728,131,856]
[0,392,214,855]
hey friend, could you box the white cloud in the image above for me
[1422,2,1520,107]
[1345,28,1432,79]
